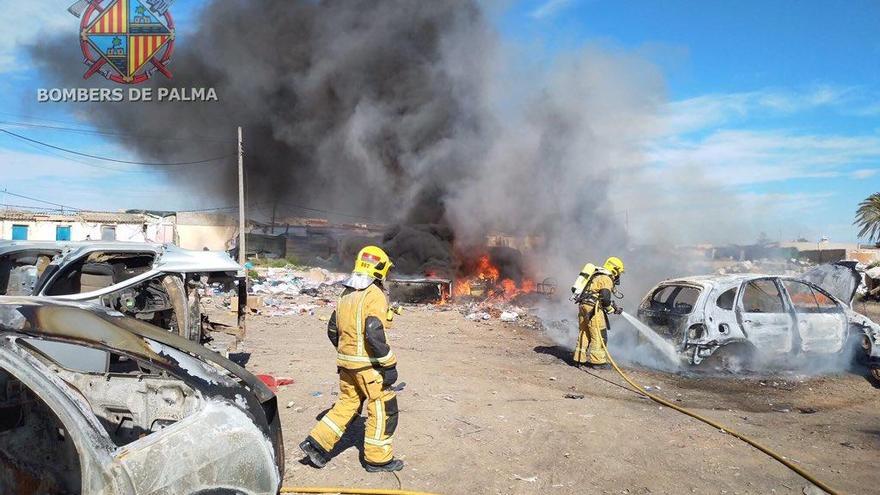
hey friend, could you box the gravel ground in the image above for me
[228,299,880,495]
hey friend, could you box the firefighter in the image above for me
[571,256,625,369]
[299,245,404,473]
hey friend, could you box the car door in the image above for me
[780,279,847,354]
[736,278,794,355]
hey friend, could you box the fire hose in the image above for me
[278,318,841,495]
[596,323,841,495]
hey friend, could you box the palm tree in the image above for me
[854,193,880,243]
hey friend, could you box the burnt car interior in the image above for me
[0,250,60,296]
[0,366,82,495]
[32,251,242,343]
[42,252,156,296]
[19,338,203,447]
[646,285,701,315]
[781,280,841,314]
[641,284,702,339]
[741,280,785,313]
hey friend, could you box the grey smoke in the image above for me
[29,0,802,374]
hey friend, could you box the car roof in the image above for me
[658,274,770,288]
[0,297,271,402]
[14,241,244,273]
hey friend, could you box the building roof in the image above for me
[0,209,148,224]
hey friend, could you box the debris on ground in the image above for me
[256,374,295,392]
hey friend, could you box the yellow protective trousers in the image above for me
[574,303,609,365]
[308,367,398,465]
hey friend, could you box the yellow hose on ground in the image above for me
[598,336,840,495]
[281,488,439,495]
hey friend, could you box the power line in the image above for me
[1,190,82,211]
[0,128,234,166]
[0,119,228,143]
[0,112,228,142]
[11,133,170,174]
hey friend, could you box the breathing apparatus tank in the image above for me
[570,263,598,302]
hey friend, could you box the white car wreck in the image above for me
[637,262,880,379]
[0,241,247,345]
[0,298,283,495]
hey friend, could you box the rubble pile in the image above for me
[715,259,812,276]
[248,267,346,316]
[459,301,542,329]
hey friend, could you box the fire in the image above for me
[452,253,535,301]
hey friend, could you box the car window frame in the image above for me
[738,277,788,314]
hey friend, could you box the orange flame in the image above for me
[452,253,535,301]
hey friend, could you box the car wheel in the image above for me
[702,343,756,373]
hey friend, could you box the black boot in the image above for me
[590,363,612,370]
[365,458,404,472]
[299,439,329,468]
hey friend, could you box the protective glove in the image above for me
[386,303,403,322]
[380,366,398,387]
[609,302,624,315]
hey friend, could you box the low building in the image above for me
[779,241,880,265]
[175,212,241,251]
[0,210,174,243]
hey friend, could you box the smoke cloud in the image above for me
[29,0,789,372]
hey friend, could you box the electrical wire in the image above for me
[595,319,840,495]
[0,128,233,166]
[0,119,228,143]
[1,190,81,211]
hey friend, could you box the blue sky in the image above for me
[0,0,878,243]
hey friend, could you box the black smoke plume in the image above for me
[31,0,664,285]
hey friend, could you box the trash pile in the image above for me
[248,267,346,316]
[716,259,812,276]
[460,301,541,329]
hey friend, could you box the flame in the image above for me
[452,253,535,301]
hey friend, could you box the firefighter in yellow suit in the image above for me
[299,246,404,473]
[572,257,625,369]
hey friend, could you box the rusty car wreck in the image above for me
[0,297,283,494]
[0,241,247,346]
[637,262,880,379]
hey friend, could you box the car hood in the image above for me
[800,261,861,305]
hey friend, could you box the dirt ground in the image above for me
[234,300,880,495]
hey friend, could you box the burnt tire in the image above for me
[701,343,757,374]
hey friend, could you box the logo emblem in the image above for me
[68,0,175,84]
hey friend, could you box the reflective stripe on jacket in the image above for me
[335,283,398,370]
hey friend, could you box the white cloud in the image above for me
[530,0,576,19]
[648,130,880,186]
[662,86,854,135]
[0,0,75,74]
[851,168,878,179]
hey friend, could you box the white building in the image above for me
[0,210,175,243]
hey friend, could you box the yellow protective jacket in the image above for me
[328,283,397,370]
[581,273,615,315]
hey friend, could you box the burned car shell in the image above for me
[0,297,282,494]
[0,241,247,344]
[637,267,880,375]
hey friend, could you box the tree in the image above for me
[854,193,880,243]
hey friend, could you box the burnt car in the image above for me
[0,297,283,494]
[637,263,880,379]
[0,241,247,345]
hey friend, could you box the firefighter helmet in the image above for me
[353,245,393,281]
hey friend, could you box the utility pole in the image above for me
[237,126,246,265]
